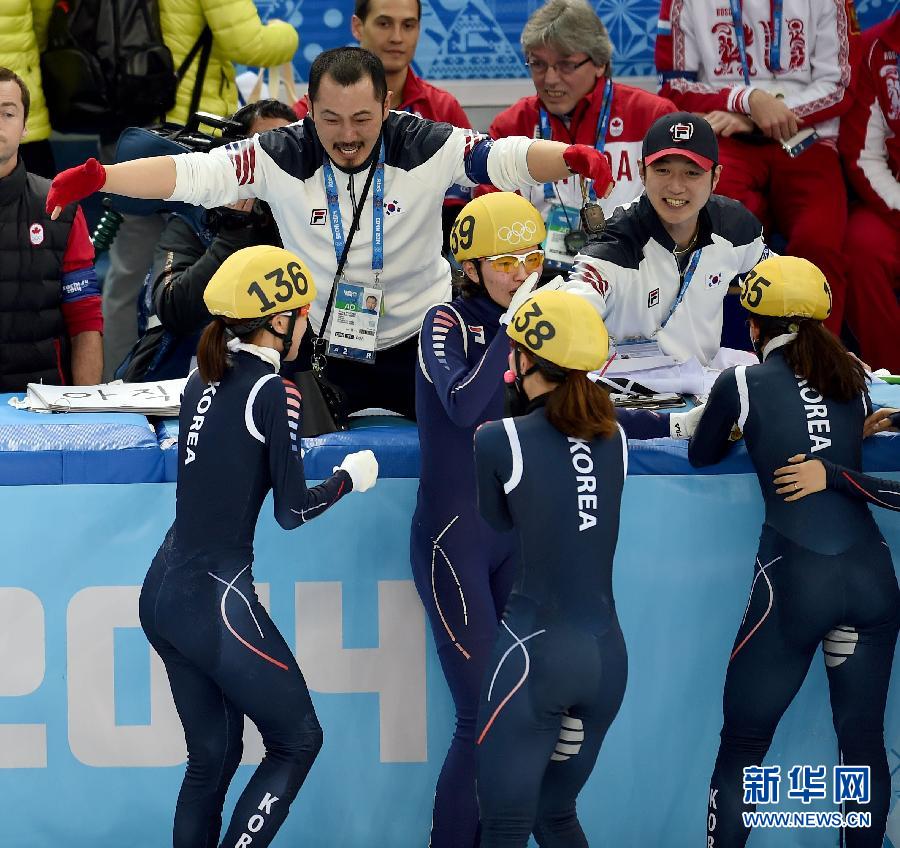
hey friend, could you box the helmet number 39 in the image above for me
[450,214,476,255]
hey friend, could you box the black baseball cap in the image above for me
[642,112,718,172]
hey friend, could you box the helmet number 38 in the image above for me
[514,301,556,350]
[247,262,311,313]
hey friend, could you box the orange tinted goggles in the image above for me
[484,249,544,274]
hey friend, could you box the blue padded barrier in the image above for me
[155,418,180,483]
[158,416,900,480]
[303,416,423,479]
[0,394,164,484]
[626,432,900,476]
[7,383,900,484]
[159,414,422,482]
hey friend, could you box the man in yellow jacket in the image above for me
[102,0,299,379]
[1,0,55,177]
[160,0,298,124]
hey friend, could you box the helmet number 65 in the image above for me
[743,271,771,309]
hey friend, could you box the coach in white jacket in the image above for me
[46,47,613,418]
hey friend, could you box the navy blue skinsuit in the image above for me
[819,457,900,512]
[473,398,629,848]
[414,292,521,848]
[140,350,351,848]
[414,291,668,847]
[689,346,900,848]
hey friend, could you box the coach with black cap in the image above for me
[567,112,772,366]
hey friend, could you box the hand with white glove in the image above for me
[335,449,379,492]
[669,402,706,439]
[500,271,541,326]
[541,274,567,293]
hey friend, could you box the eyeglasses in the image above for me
[525,56,593,76]
[483,249,544,274]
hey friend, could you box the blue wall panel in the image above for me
[0,475,898,846]
[252,0,900,81]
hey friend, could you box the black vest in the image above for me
[0,159,76,392]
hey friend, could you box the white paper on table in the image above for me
[709,347,759,370]
[7,395,47,412]
[694,348,759,398]
[594,357,706,395]
[18,379,186,415]
[603,354,679,374]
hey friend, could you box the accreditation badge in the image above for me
[543,203,582,271]
[608,337,665,360]
[325,281,382,363]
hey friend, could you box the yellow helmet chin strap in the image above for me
[266,310,300,358]
[226,310,298,358]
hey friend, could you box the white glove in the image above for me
[669,403,706,439]
[335,450,379,492]
[541,274,567,293]
[500,271,541,326]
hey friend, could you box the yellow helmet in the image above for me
[450,192,546,262]
[739,255,832,321]
[507,289,609,371]
[204,245,317,319]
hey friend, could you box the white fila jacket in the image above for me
[567,193,768,365]
[657,0,853,140]
[168,112,537,348]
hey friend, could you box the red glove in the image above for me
[46,158,107,217]
[562,145,613,197]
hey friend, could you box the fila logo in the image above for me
[648,288,660,308]
[468,324,485,344]
[670,122,694,141]
[310,209,327,226]
[29,223,44,245]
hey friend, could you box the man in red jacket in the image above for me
[486,0,677,274]
[838,12,900,373]
[656,0,856,336]
[293,0,472,247]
